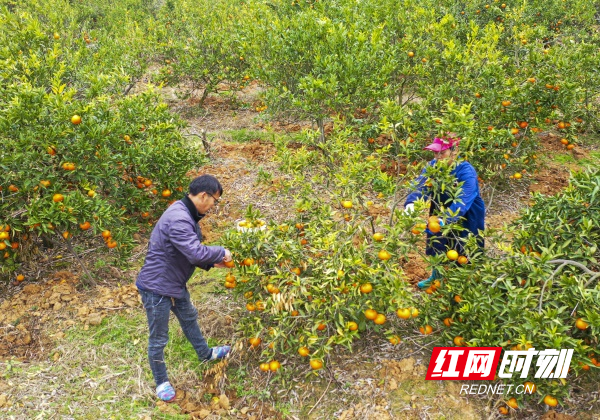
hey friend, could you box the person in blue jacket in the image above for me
[136,174,233,402]
[404,135,485,289]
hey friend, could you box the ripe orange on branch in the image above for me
[396,308,411,319]
[446,250,458,261]
[575,318,589,330]
[543,395,558,407]
[365,309,378,320]
[419,325,433,335]
[378,249,391,260]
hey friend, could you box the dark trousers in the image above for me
[138,288,212,386]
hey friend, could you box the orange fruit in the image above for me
[523,382,536,394]
[348,321,358,331]
[16,274,24,282]
[513,172,522,179]
[341,200,353,209]
[396,308,411,319]
[259,363,270,372]
[255,301,265,311]
[453,336,465,346]
[454,295,462,303]
[298,347,310,357]
[407,51,415,57]
[543,395,558,407]
[291,267,301,275]
[443,318,453,327]
[107,240,118,249]
[248,337,261,348]
[245,303,256,311]
[71,115,82,125]
[161,189,172,198]
[410,307,419,317]
[419,325,433,335]
[428,222,441,233]
[575,318,589,330]
[62,231,70,240]
[316,323,326,331]
[510,127,519,135]
[365,309,378,320]
[360,283,373,294]
[567,144,575,150]
[373,232,385,242]
[378,249,392,260]
[52,193,64,203]
[101,230,111,239]
[457,256,468,265]
[560,138,569,145]
[243,257,255,266]
[310,359,323,370]
[519,121,528,129]
[291,310,299,316]
[0,243,6,251]
[446,250,459,261]
[498,406,509,415]
[389,335,401,345]
[374,314,387,325]
[269,360,281,371]
[295,223,304,230]
[501,100,511,107]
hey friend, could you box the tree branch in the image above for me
[538,259,600,313]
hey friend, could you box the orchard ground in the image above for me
[1,84,599,419]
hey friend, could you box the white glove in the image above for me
[404,203,415,213]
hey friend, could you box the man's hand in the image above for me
[223,249,232,262]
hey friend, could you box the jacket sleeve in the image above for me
[446,164,479,223]
[169,217,226,266]
[404,163,432,207]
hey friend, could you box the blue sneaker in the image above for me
[417,270,439,289]
[210,345,231,361]
[156,381,176,402]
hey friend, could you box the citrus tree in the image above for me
[153,0,251,106]
[0,5,203,281]
[418,167,600,408]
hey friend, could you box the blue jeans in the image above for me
[138,288,212,387]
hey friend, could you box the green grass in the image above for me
[579,151,600,167]
[1,308,230,419]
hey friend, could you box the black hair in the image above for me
[189,174,223,196]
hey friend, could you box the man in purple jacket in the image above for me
[136,174,233,402]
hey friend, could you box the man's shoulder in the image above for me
[160,201,193,224]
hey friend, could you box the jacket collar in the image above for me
[182,195,204,223]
